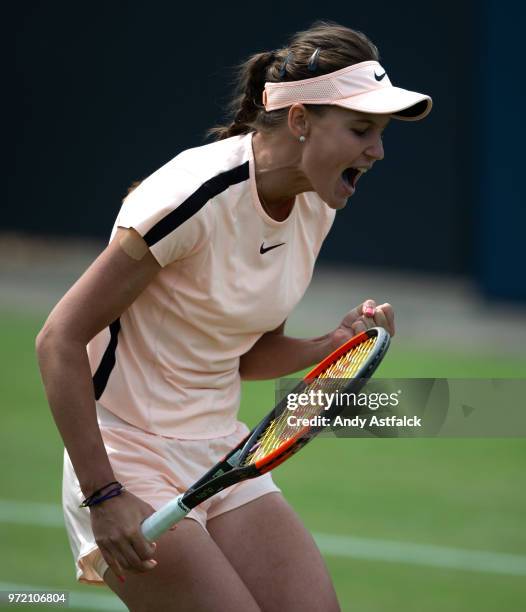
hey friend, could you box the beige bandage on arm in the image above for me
[118,227,149,261]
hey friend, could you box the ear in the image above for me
[287,104,310,140]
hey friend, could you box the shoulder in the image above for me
[169,134,251,188]
[116,135,253,266]
[122,134,251,217]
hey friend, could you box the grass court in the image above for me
[1,310,525,610]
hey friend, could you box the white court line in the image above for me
[1,499,526,577]
[314,533,526,577]
[0,499,65,528]
[0,582,126,611]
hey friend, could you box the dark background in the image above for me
[7,1,525,301]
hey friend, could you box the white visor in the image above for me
[263,60,432,121]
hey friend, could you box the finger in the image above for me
[373,308,390,333]
[356,314,377,331]
[116,537,157,573]
[364,316,376,330]
[130,532,158,565]
[98,543,126,581]
[106,540,135,573]
[351,319,367,334]
[341,299,377,329]
[103,535,145,574]
[361,299,377,318]
[377,303,395,335]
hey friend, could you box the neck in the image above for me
[259,194,295,222]
[251,130,310,221]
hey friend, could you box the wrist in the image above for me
[327,327,355,353]
[310,332,339,364]
[80,481,124,508]
[79,473,118,499]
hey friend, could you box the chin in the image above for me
[316,187,351,210]
[327,197,349,211]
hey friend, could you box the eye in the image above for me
[351,128,368,136]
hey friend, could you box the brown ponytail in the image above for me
[208,50,279,140]
[208,21,380,141]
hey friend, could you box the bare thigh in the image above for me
[208,492,340,612]
[104,518,260,612]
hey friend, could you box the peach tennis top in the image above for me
[87,132,335,439]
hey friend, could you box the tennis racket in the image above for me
[141,326,390,541]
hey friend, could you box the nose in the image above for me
[365,133,384,161]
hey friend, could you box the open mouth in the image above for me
[341,167,363,190]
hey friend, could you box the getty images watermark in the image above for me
[286,389,423,429]
[277,379,526,438]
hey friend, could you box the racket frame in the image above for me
[141,327,389,541]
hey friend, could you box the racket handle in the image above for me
[141,494,190,542]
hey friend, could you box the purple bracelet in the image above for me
[85,486,124,507]
[79,481,124,508]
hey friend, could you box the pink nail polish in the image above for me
[365,307,375,317]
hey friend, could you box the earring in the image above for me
[299,135,306,143]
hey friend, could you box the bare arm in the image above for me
[239,321,335,380]
[239,300,395,381]
[36,227,161,575]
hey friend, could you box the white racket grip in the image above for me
[141,494,190,542]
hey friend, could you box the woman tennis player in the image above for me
[37,21,430,611]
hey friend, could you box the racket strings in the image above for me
[244,337,377,465]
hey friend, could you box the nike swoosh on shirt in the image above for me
[260,242,286,254]
[374,71,387,81]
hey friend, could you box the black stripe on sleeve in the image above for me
[92,318,121,401]
[143,161,249,247]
